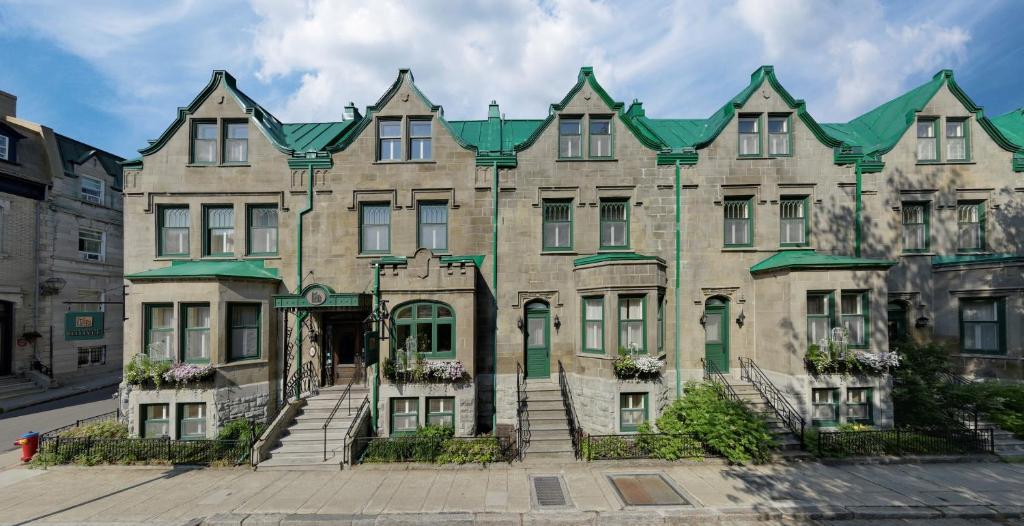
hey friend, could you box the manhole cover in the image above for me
[531,475,570,508]
[607,473,691,506]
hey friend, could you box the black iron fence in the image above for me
[352,435,515,464]
[40,410,121,439]
[584,433,715,461]
[816,427,994,457]
[38,436,251,465]
[739,357,806,450]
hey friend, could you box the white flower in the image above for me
[854,351,900,372]
[634,355,665,374]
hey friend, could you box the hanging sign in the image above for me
[65,312,104,340]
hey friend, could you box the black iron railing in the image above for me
[585,433,715,461]
[285,361,320,400]
[341,395,371,467]
[816,427,994,457]
[38,436,252,465]
[515,362,530,461]
[322,373,360,461]
[739,357,806,450]
[701,357,741,403]
[557,361,583,460]
[352,435,515,464]
[40,410,121,439]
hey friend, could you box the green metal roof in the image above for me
[992,108,1024,165]
[447,119,544,152]
[573,252,662,267]
[750,249,896,274]
[54,133,124,188]
[439,255,486,267]
[281,122,356,152]
[932,253,1024,268]
[125,259,281,281]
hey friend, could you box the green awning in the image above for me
[750,250,896,274]
[932,253,1024,268]
[125,259,280,281]
[440,255,485,267]
[574,252,662,267]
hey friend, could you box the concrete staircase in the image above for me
[521,380,576,462]
[731,382,804,452]
[257,384,369,471]
[0,376,44,403]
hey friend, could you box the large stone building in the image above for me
[119,66,1024,463]
[0,90,125,397]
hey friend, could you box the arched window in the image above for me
[393,301,455,358]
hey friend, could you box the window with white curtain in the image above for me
[916,119,937,161]
[767,116,790,155]
[409,120,432,160]
[961,299,1002,354]
[724,197,752,246]
[840,292,867,347]
[583,297,603,353]
[192,122,217,163]
[205,206,234,256]
[418,202,447,251]
[361,204,390,253]
[738,116,760,156]
[946,119,968,161]
[183,304,210,362]
[901,203,928,252]
[780,197,806,245]
[224,122,248,163]
[957,201,984,251]
[248,205,278,255]
[378,120,401,161]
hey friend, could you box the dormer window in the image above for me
[409,120,432,160]
[224,122,248,163]
[767,115,790,156]
[378,120,402,161]
[738,116,760,156]
[80,176,104,205]
[0,135,8,161]
[192,122,217,164]
[558,118,582,158]
[916,118,938,161]
[589,118,612,158]
[946,119,968,161]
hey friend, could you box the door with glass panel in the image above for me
[524,301,550,379]
[703,298,729,373]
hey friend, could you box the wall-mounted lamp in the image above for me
[736,309,746,328]
[915,315,930,328]
[699,311,706,326]
[516,316,524,331]
[553,315,561,331]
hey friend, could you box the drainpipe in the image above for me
[293,165,315,399]
[673,160,682,399]
[371,262,380,430]
[491,161,499,433]
[854,160,863,257]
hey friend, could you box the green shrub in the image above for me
[891,341,957,427]
[635,422,706,460]
[361,426,503,464]
[123,354,172,389]
[59,420,128,439]
[946,382,1024,438]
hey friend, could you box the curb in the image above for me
[0,379,120,414]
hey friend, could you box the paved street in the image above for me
[0,460,1021,525]
[0,388,118,452]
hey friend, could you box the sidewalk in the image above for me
[0,459,1022,525]
[0,370,120,414]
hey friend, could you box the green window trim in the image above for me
[141,403,170,438]
[203,205,235,257]
[542,199,573,251]
[180,303,211,364]
[840,291,870,349]
[222,120,249,164]
[599,199,630,250]
[177,403,207,440]
[779,196,808,247]
[959,298,1007,355]
[737,114,762,157]
[811,388,839,427]
[157,205,190,257]
[359,202,391,254]
[619,392,648,433]
[617,295,646,353]
[956,201,986,253]
[390,397,419,436]
[377,119,402,162]
[190,120,217,165]
[657,295,664,354]
[408,119,433,161]
[247,204,279,256]
[946,117,971,162]
[558,117,583,159]
[845,388,873,425]
[581,296,604,354]
[766,114,793,157]
[588,116,614,159]
[806,291,836,346]
[144,303,175,362]
[723,196,754,248]
[417,201,448,252]
[393,301,456,359]
[900,201,930,253]
[916,117,940,163]
[227,303,261,362]
[425,397,455,428]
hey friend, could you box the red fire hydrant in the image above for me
[13,432,39,462]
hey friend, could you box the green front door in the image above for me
[525,303,550,378]
[703,299,729,373]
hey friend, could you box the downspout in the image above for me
[673,160,682,399]
[854,160,863,257]
[491,161,499,433]
[293,165,315,399]
[371,263,380,430]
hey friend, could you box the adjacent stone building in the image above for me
[119,66,1024,446]
[0,89,124,394]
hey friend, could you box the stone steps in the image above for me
[520,382,576,461]
[259,391,368,471]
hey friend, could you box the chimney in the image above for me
[343,101,361,121]
[488,100,500,121]
[0,90,15,119]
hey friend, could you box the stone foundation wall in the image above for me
[378,381,476,436]
[762,369,894,429]
[121,381,271,439]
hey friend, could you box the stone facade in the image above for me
[122,66,1024,442]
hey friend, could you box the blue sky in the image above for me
[1,0,1021,158]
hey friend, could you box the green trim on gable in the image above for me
[750,249,896,274]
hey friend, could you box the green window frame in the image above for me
[180,303,210,363]
[724,197,753,247]
[228,303,261,361]
[141,404,170,438]
[378,119,402,161]
[620,393,648,433]
[178,403,207,440]
[840,291,869,348]
[223,120,248,164]
[393,301,455,359]
[581,296,604,354]
[806,292,835,346]
[901,202,930,253]
[657,295,664,354]
[618,295,646,353]
[959,298,1006,355]
[779,197,807,247]
[811,388,839,427]
[144,303,174,362]
[360,203,391,254]
[845,388,873,424]
[956,201,985,252]
[417,201,448,251]
[426,397,454,428]
[408,119,432,161]
[390,397,418,435]
[738,114,761,157]
[588,117,613,158]
[247,205,278,256]
[599,199,629,249]
[158,205,190,257]
[542,200,573,251]
[191,120,217,164]
[558,117,583,159]
[766,114,792,156]
[916,118,939,162]
[946,118,970,161]
[203,205,235,257]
